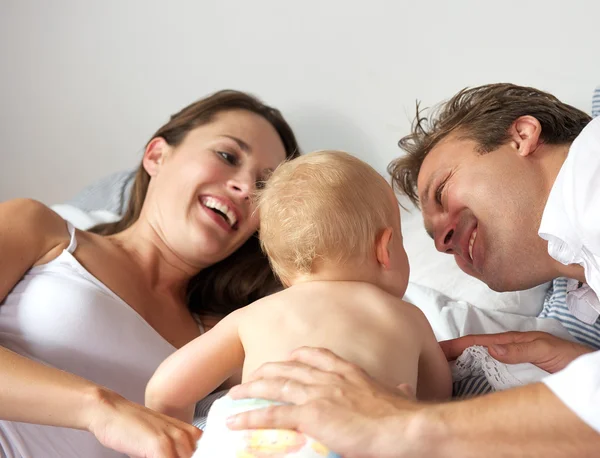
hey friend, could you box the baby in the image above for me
[145,150,452,457]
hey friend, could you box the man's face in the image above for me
[417,132,553,292]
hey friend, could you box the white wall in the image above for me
[1,0,599,204]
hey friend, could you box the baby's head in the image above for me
[258,150,409,297]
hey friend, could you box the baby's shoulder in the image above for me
[371,295,428,328]
[241,290,293,317]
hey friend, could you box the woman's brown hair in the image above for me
[90,89,300,317]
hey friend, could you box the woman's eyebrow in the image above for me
[220,135,252,154]
[260,167,276,179]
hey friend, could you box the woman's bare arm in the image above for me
[0,199,200,456]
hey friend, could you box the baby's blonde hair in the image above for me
[257,150,399,283]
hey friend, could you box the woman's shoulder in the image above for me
[0,198,71,257]
[2,198,67,229]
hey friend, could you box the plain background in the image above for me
[2,0,599,204]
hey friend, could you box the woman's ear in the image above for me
[509,115,543,157]
[143,137,170,177]
[375,227,393,269]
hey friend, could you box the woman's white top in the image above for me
[0,222,177,457]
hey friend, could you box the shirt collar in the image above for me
[538,149,583,264]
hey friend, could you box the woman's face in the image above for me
[143,109,288,269]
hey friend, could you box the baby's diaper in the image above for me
[193,395,340,457]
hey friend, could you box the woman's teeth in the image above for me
[201,196,238,227]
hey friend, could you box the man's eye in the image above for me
[435,186,444,205]
[217,151,238,165]
[435,176,449,206]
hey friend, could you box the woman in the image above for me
[0,90,300,458]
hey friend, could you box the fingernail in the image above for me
[491,345,507,356]
[225,416,237,428]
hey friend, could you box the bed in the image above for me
[51,84,600,424]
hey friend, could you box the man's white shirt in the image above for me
[539,117,600,432]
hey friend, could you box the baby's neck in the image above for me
[290,264,379,288]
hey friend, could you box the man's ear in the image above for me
[143,137,170,177]
[509,115,543,157]
[375,227,393,269]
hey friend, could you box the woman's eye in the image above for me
[217,151,238,165]
[255,179,266,190]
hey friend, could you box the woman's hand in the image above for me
[85,388,201,458]
[440,331,594,373]
[226,347,422,458]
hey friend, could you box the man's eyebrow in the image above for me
[221,135,252,153]
[420,173,436,207]
[420,172,440,240]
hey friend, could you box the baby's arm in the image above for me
[411,307,453,401]
[145,309,245,423]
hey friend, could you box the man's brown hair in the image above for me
[388,83,592,207]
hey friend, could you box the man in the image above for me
[225,84,600,457]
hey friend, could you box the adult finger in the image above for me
[489,338,594,373]
[487,340,550,365]
[228,377,313,405]
[245,360,338,385]
[440,332,537,360]
[148,435,178,458]
[227,403,306,431]
[143,424,198,458]
[170,425,199,458]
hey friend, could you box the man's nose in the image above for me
[435,227,455,254]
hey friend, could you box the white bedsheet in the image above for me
[405,282,573,342]
[404,283,573,390]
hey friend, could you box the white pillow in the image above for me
[51,204,120,230]
[399,198,549,316]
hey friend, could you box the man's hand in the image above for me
[226,347,422,458]
[440,331,594,373]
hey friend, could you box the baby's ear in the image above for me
[375,227,393,269]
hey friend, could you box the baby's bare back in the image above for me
[238,281,425,390]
